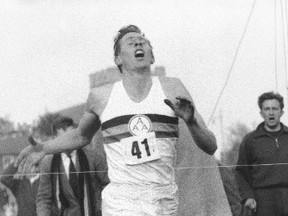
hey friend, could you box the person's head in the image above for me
[258,91,284,131]
[114,25,155,73]
[52,116,76,137]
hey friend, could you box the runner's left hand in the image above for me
[164,97,196,124]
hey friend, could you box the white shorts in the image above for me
[102,183,178,216]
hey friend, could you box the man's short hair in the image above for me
[258,91,284,110]
[113,25,143,58]
[52,116,76,135]
[113,25,153,73]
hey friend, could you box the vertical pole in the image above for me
[275,0,279,92]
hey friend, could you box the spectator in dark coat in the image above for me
[36,116,109,216]
[236,91,288,216]
[0,162,39,216]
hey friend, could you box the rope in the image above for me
[2,162,288,178]
[207,0,258,127]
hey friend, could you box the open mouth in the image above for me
[269,117,275,121]
[135,50,144,58]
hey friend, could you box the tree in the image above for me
[0,117,32,138]
[0,117,15,136]
[16,122,31,135]
[218,122,253,216]
[32,112,61,141]
[220,122,252,166]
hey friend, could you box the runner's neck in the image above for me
[122,75,153,103]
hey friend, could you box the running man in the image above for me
[15,25,217,215]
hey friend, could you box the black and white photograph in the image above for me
[0,0,288,215]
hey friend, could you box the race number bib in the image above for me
[121,132,160,165]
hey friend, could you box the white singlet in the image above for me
[100,77,179,215]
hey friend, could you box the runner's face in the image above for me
[260,99,283,130]
[116,32,154,72]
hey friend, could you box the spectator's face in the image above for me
[260,99,283,130]
[115,32,154,72]
[56,125,74,137]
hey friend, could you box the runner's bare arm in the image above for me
[188,108,217,155]
[15,92,101,173]
[40,111,101,154]
[161,77,217,155]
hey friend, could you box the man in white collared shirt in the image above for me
[61,150,76,179]
[36,116,109,216]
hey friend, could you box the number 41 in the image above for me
[131,138,151,159]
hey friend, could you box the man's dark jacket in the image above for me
[236,122,288,201]
[0,163,39,216]
[37,148,109,216]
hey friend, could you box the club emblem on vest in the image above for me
[128,115,152,136]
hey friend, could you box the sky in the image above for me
[1,0,288,151]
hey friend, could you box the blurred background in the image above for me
[0,0,287,215]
